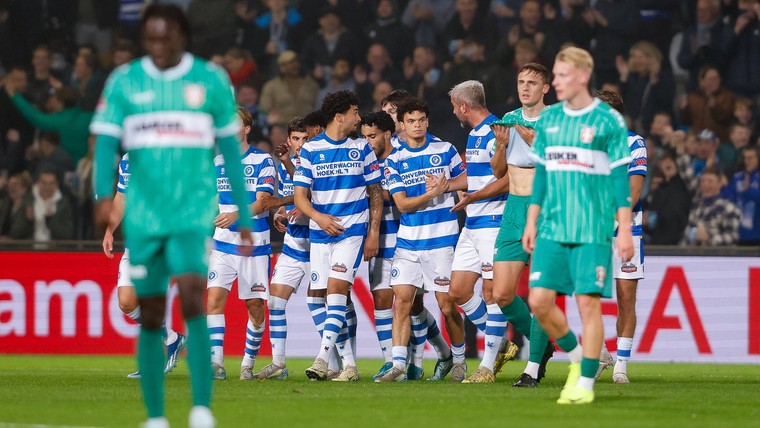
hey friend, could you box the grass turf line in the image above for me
[0,355,758,427]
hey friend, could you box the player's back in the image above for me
[532,99,631,244]
[93,54,238,236]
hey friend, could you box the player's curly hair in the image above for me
[380,89,412,109]
[359,111,395,134]
[320,90,360,124]
[141,4,192,41]
[303,110,327,128]
[595,89,625,115]
[395,97,429,123]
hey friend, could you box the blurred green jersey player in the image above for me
[91,5,253,428]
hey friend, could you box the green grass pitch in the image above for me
[0,355,758,427]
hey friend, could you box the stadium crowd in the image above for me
[0,0,759,246]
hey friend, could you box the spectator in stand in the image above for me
[733,97,759,141]
[645,152,692,245]
[724,145,760,245]
[72,134,95,239]
[70,51,105,111]
[589,0,640,85]
[679,128,721,194]
[114,0,146,42]
[249,0,304,78]
[31,169,74,241]
[111,38,138,68]
[368,80,393,112]
[441,0,497,64]
[26,45,54,108]
[493,0,558,66]
[494,38,542,111]
[315,57,355,110]
[354,43,402,108]
[401,0,456,47]
[682,166,741,246]
[402,45,442,99]
[28,131,74,186]
[720,0,760,98]
[680,65,735,142]
[223,47,258,87]
[648,110,675,146]
[489,0,521,37]
[236,80,268,137]
[616,41,675,134]
[676,0,724,90]
[555,0,594,50]
[75,0,118,54]
[186,0,236,58]
[3,78,93,163]
[718,123,752,174]
[299,6,361,86]
[260,50,319,127]
[364,0,414,68]
[0,171,34,240]
[438,39,509,108]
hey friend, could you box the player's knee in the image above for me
[246,299,266,322]
[119,300,138,314]
[528,294,551,317]
[439,302,459,319]
[492,287,516,308]
[447,284,469,305]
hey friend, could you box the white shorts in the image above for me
[390,246,454,293]
[117,248,132,287]
[207,250,270,300]
[309,235,364,291]
[368,257,393,292]
[613,235,645,280]
[271,253,310,292]
[451,227,498,280]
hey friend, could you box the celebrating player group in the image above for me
[92,5,646,427]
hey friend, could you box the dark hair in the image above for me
[517,62,550,84]
[37,168,59,182]
[396,97,429,123]
[595,89,625,115]
[287,117,307,135]
[698,65,720,80]
[236,106,253,127]
[141,4,192,41]
[39,131,60,146]
[360,111,395,133]
[303,110,327,128]
[381,89,412,109]
[320,90,360,124]
[55,87,78,109]
[701,165,723,180]
[78,52,100,72]
[113,38,138,55]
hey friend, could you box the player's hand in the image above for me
[315,212,345,236]
[274,143,291,161]
[427,173,449,197]
[616,227,634,262]
[287,207,303,223]
[514,125,536,145]
[492,124,510,148]
[273,211,288,233]
[239,229,253,256]
[214,211,239,229]
[94,198,113,228]
[522,222,538,254]
[258,194,280,212]
[363,230,379,261]
[451,192,473,212]
[102,230,114,258]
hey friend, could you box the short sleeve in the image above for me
[256,155,276,194]
[363,142,381,185]
[385,151,405,195]
[116,159,128,193]
[607,111,633,169]
[293,147,313,188]
[447,144,466,179]
[90,66,128,138]
[628,135,647,176]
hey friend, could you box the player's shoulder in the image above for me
[594,99,626,128]
[120,153,129,162]
[243,146,276,166]
[627,131,646,150]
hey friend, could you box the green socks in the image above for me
[556,331,579,353]
[500,296,532,338]
[138,328,165,418]
[581,357,599,379]
[528,316,551,363]
[186,315,213,407]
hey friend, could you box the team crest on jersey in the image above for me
[184,84,206,108]
[208,271,217,281]
[475,137,482,148]
[580,126,596,144]
[244,165,255,176]
[430,155,442,166]
[595,266,606,287]
[348,149,361,160]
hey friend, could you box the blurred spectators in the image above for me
[401,0,455,47]
[364,0,414,68]
[645,151,692,245]
[437,39,509,109]
[72,135,95,240]
[719,0,760,98]
[70,51,105,111]
[223,47,258,86]
[718,123,752,174]
[589,0,640,86]
[28,131,74,186]
[402,45,442,99]
[679,65,735,142]
[733,97,759,141]
[26,44,54,108]
[31,169,74,241]
[678,128,721,194]
[0,171,34,240]
[355,43,402,107]
[441,0,497,64]
[676,0,724,90]
[186,0,236,58]
[682,166,741,245]
[74,0,118,55]
[249,0,304,78]
[724,145,760,245]
[260,50,319,127]
[236,80,268,138]
[299,6,361,85]
[315,58,355,110]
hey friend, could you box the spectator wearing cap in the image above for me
[679,128,721,194]
[682,166,741,246]
[676,0,725,90]
[259,50,319,127]
[644,152,692,245]
[718,122,752,175]
[30,169,74,242]
[680,65,735,142]
[0,171,34,240]
[299,6,362,85]
[724,145,760,245]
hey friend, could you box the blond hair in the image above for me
[448,80,486,109]
[554,47,594,73]
[629,41,662,70]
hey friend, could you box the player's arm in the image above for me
[218,135,253,231]
[102,191,125,258]
[364,182,383,260]
[522,160,546,254]
[614,164,634,261]
[452,173,509,212]
[391,174,449,213]
[294,186,344,235]
[447,171,468,191]
[491,124,510,178]
[93,134,120,226]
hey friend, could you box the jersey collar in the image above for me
[141,53,193,81]
[561,98,600,117]
[476,114,500,132]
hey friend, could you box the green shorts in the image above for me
[528,238,612,297]
[494,194,531,264]
[126,229,210,297]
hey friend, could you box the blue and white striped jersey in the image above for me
[464,114,507,229]
[294,132,381,244]
[385,135,466,250]
[277,159,310,262]
[117,154,130,193]
[623,131,647,237]
[390,132,441,149]
[212,146,275,256]
[377,157,400,259]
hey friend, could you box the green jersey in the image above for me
[91,53,241,236]
[491,107,541,167]
[491,107,537,129]
[529,99,631,244]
